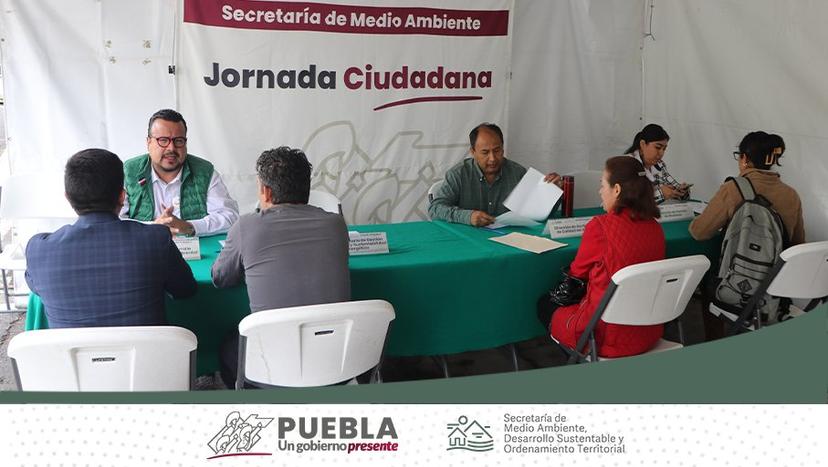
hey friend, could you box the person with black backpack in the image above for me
[690,131,805,339]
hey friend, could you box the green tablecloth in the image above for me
[26,209,720,376]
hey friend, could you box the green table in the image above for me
[26,209,720,375]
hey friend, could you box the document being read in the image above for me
[498,167,563,226]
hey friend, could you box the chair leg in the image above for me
[508,343,519,372]
[676,320,686,345]
[433,355,450,378]
[1,269,11,312]
[588,334,598,362]
[370,362,383,384]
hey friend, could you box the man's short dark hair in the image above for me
[469,122,504,149]
[147,108,187,136]
[256,147,312,204]
[64,148,124,214]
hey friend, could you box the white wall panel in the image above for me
[642,0,828,240]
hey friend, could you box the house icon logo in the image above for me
[446,415,493,452]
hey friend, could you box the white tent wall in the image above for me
[0,0,176,173]
[642,0,828,241]
[0,0,825,236]
[0,0,644,223]
[508,0,644,174]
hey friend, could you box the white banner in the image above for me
[177,0,513,223]
[0,404,825,464]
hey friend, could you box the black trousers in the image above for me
[219,331,240,389]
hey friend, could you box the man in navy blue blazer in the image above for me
[25,148,197,328]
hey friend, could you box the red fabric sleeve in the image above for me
[568,218,605,280]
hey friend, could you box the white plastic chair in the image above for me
[566,170,603,209]
[236,300,395,389]
[8,326,197,391]
[0,173,77,311]
[557,255,710,363]
[427,180,443,203]
[308,189,343,214]
[710,240,828,333]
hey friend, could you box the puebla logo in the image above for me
[205,413,400,458]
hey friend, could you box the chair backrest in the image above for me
[427,180,443,203]
[567,170,603,209]
[600,255,711,326]
[308,189,343,214]
[7,326,197,391]
[237,300,395,387]
[766,241,828,299]
[0,172,77,220]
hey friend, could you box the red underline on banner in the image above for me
[373,95,482,111]
[207,452,272,460]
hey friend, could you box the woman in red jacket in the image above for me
[550,156,666,357]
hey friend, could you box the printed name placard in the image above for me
[173,235,201,260]
[544,216,594,239]
[658,203,695,223]
[349,232,390,256]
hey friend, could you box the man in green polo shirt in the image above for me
[121,109,239,236]
[428,122,561,227]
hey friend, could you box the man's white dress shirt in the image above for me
[121,168,239,236]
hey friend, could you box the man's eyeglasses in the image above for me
[152,136,187,148]
[732,151,741,160]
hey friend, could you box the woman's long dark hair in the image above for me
[624,123,670,155]
[605,156,660,220]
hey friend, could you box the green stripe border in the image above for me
[2,304,825,404]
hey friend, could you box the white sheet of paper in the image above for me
[173,235,201,261]
[484,222,507,230]
[489,232,567,254]
[503,167,564,221]
[494,211,542,228]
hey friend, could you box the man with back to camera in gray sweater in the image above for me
[211,146,350,388]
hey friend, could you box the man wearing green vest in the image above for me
[121,109,239,236]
